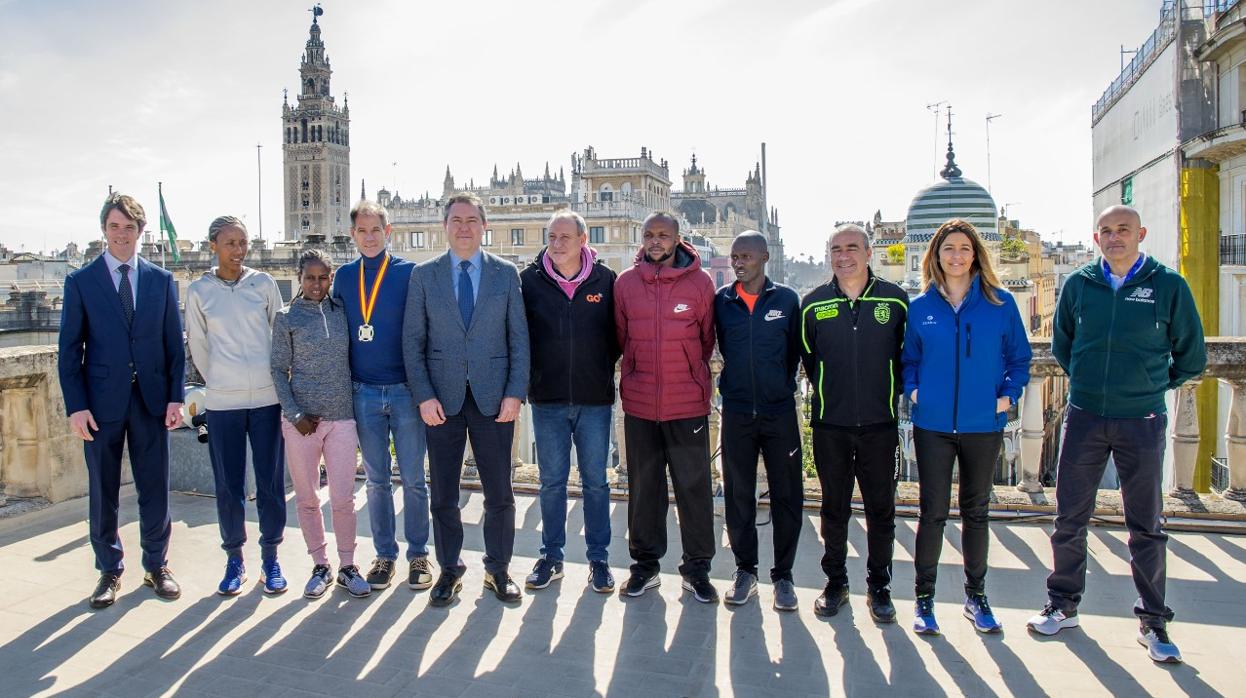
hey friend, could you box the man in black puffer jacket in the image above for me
[519,210,620,594]
[714,231,804,612]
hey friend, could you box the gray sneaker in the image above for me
[1138,625,1182,664]
[772,579,798,612]
[724,570,758,606]
[336,565,372,598]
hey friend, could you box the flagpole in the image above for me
[159,181,166,268]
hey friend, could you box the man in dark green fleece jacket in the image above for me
[1027,205,1206,665]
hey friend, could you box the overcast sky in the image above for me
[0,0,1167,259]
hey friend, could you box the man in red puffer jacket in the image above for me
[614,211,718,603]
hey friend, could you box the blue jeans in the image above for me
[531,403,612,562]
[353,381,430,561]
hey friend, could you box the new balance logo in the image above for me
[764,309,786,322]
[674,304,691,313]
[1125,286,1156,304]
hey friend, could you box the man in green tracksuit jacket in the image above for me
[1027,205,1206,665]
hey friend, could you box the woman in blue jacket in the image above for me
[901,219,1031,636]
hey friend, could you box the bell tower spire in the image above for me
[282,4,350,242]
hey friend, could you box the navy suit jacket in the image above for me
[58,255,186,422]
[403,249,529,416]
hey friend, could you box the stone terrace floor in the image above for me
[0,486,1243,697]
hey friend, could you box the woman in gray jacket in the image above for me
[186,216,287,596]
[271,250,369,599]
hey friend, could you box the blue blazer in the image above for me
[901,275,1031,434]
[403,249,530,416]
[58,255,186,422]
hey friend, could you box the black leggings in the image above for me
[912,427,1003,598]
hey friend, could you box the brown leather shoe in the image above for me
[89,573,121,609]
[143,567,182,600]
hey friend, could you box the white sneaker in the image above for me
[1026,603,1079,636]
[1138,625,1182,664]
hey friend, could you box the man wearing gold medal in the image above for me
[333,200,434,592]
[405,192,530,606]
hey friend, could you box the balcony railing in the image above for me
[1222,233,1246,265]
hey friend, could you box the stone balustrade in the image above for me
[4,340,1246,509]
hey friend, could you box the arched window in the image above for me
[599,183,613,203]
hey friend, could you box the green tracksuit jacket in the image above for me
[1052,255,1206,418]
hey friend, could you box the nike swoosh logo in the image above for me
[789,448,799,457]
[693,425,704,433]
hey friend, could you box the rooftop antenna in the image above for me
[985,112,1002,195]
[926,101,947,180]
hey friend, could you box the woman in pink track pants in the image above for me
[270,249,370,599]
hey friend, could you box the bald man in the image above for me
[1027,205,1205,664]
[713,231,804,611]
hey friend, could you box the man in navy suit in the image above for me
[58,193,186,609]
[404,191,530,606]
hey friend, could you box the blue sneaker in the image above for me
[304,564,332,599]
[964,593,1002,633]
[261,559,288,595]
[913,595,940,635]
[218,557,247,596]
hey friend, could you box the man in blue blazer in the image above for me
[58,193,185,609]
[404,192,530,606]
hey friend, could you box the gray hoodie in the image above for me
[270,296,353,423]
[186,267,283,410]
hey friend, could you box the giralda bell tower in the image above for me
[282,5,350,241]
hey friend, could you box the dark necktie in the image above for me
[458,259,474,328]
[117,263,134,328]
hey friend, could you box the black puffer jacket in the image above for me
[519,250,620,405]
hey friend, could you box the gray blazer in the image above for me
[403,249,530,416]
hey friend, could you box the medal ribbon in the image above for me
[358,254,391,326]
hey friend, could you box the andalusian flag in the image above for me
[159,183,180,263]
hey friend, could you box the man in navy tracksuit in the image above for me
[714,231,804,611]
[800,224,908,622]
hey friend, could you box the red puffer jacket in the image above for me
[614,241,716,422]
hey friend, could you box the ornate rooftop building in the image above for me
[671,151,784,283]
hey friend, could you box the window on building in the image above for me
[301,216,310,230]
[511,228,524,246]
[541,227,548,244]
[1121,176,1133,206]
[484,229,493,246]
[910,255,919,272]
[590,226,605,244]
[413,231,425,248]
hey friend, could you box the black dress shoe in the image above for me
[484,572,522,603]
[143,567,182,600]
[428,571,462,607]
[89,573,121,609]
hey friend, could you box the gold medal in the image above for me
[357,255,390,343]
